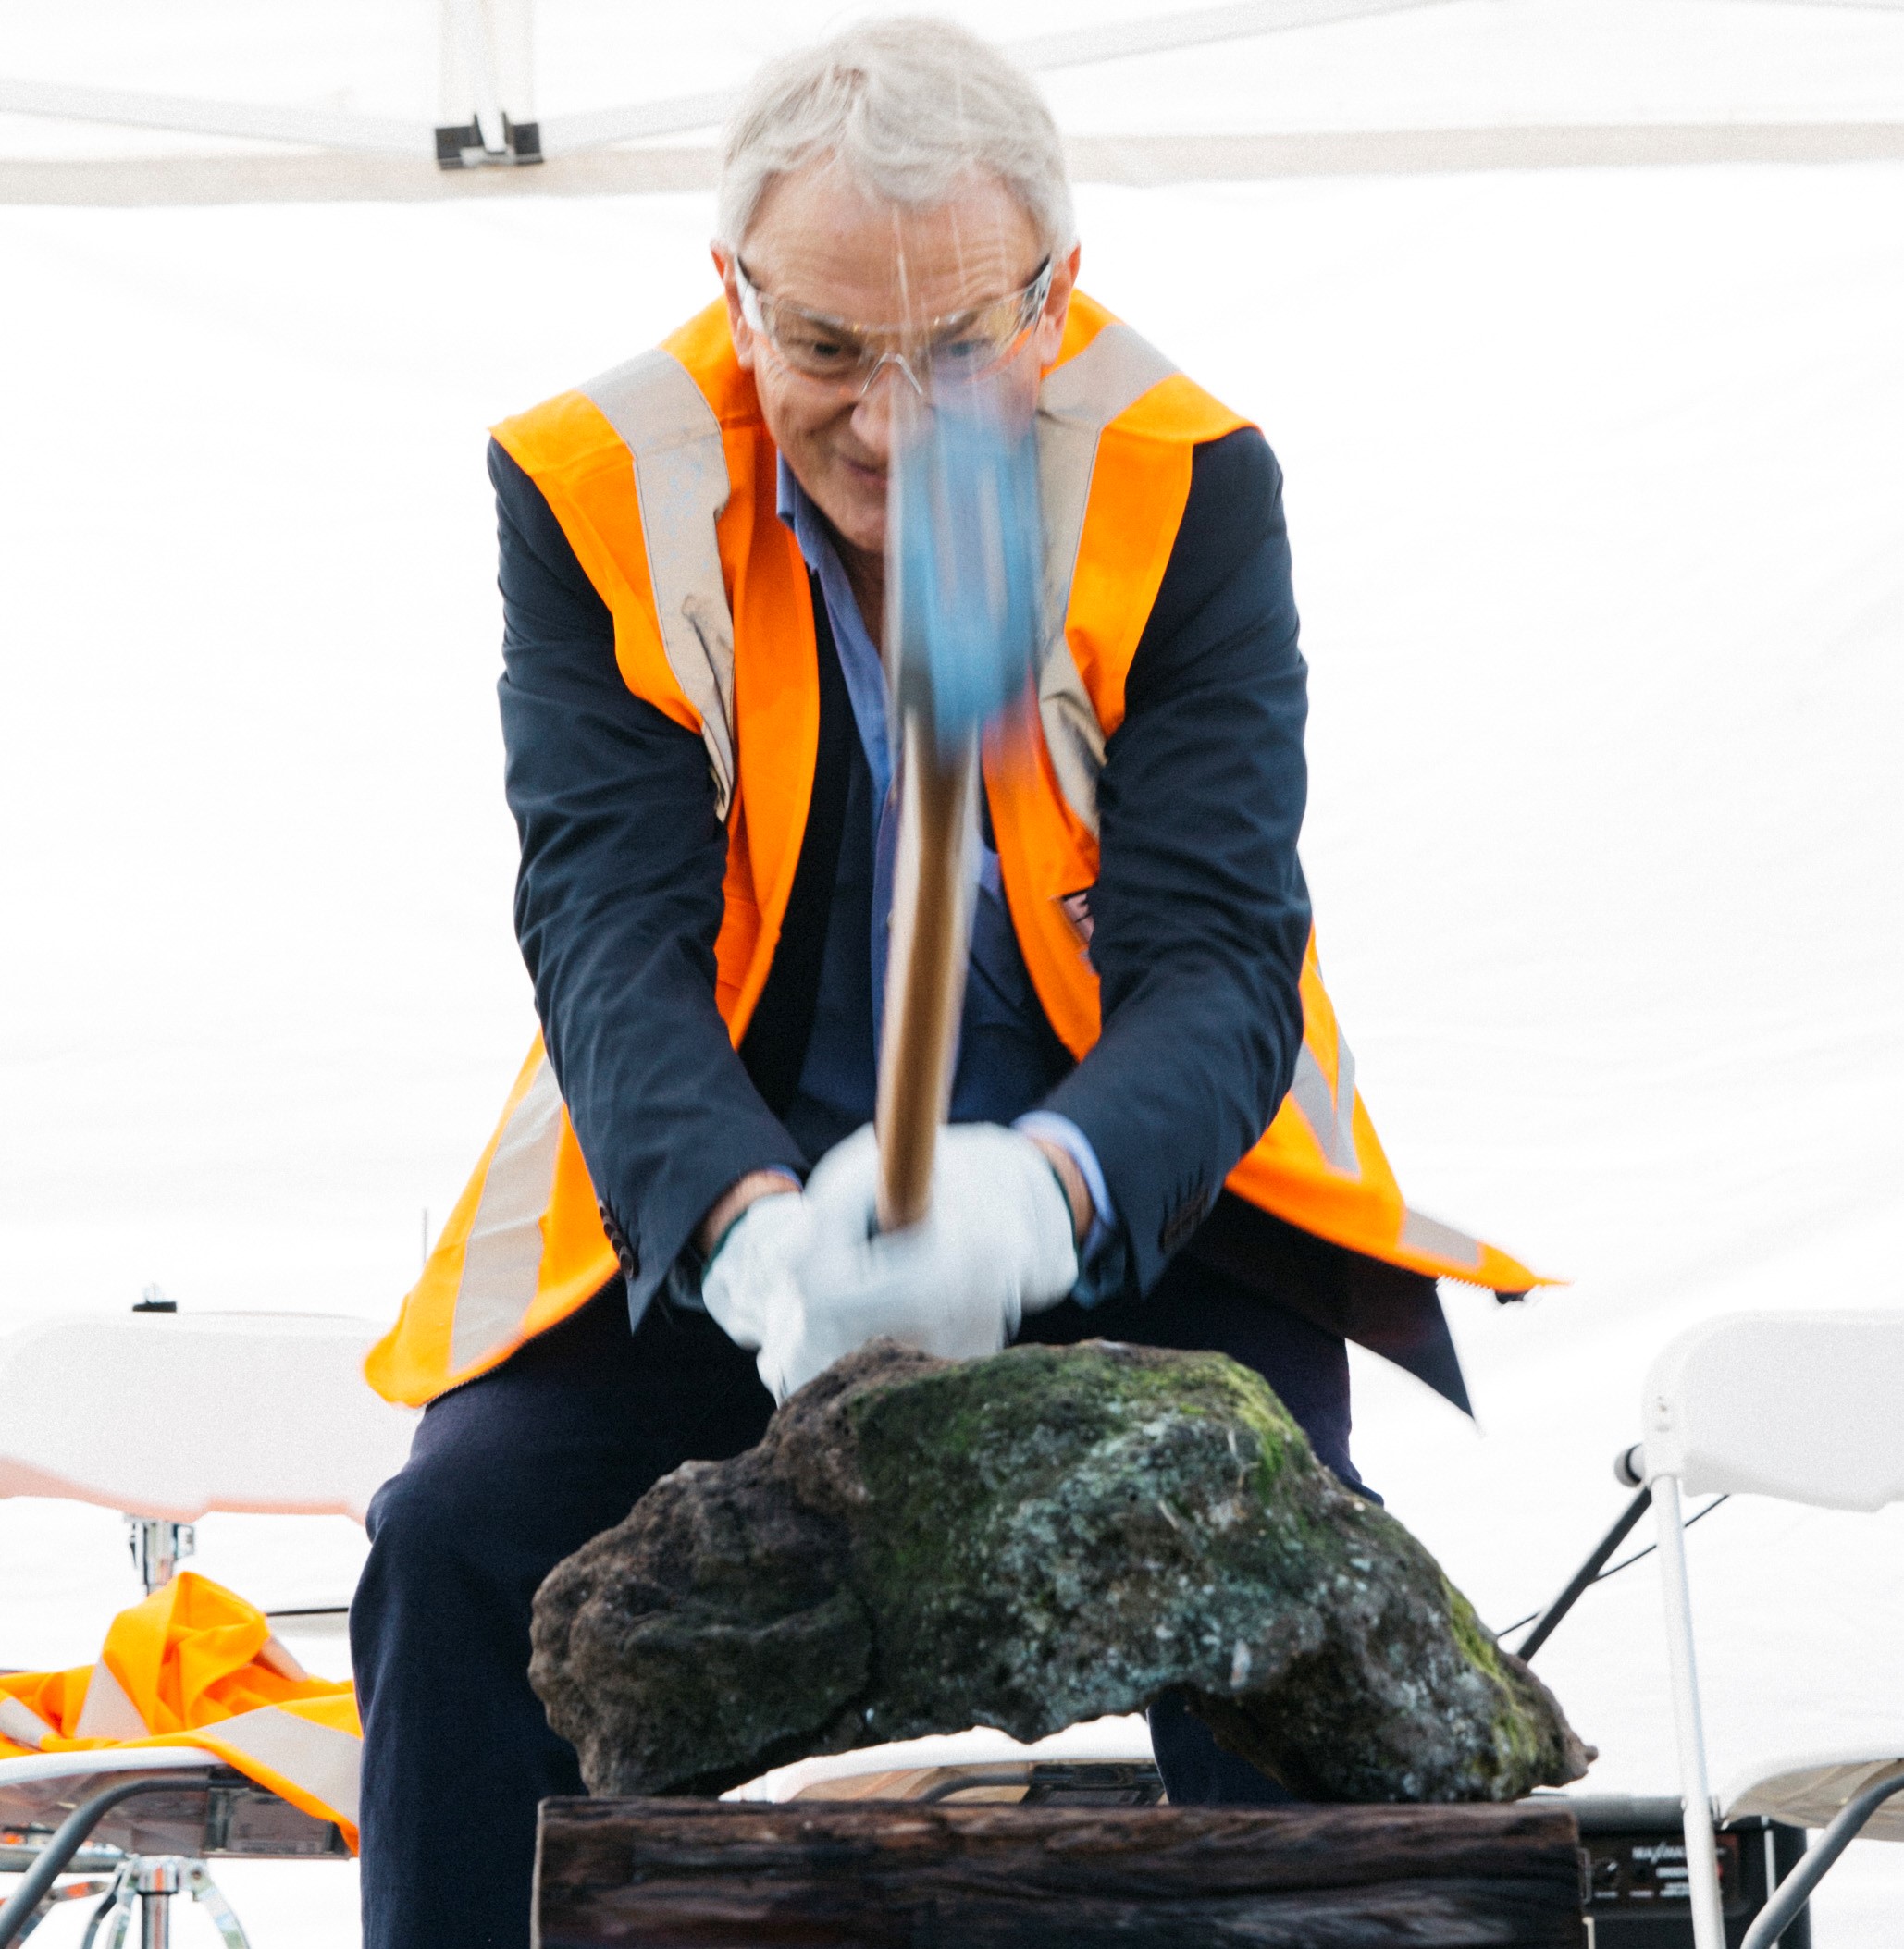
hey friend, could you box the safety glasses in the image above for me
[733,256,1055,400]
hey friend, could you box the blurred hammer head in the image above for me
[885,373,1044,755]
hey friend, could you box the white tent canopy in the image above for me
[2,0,1902,194]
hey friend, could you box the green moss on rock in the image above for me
[530,1340,1590,1801]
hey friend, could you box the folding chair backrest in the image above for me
[0,1312,417,1523]
[1642,1309,1904,1511]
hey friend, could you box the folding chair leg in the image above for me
[182,1861,251,1949]
[80,1875,134,1949]
[0,1777,207,1949]
[1653,1473,1726,1949]
[1739,1767,1904,1949]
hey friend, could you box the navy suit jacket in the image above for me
[490,419,1470,1409]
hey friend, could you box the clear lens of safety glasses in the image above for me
[736,258,1055,400]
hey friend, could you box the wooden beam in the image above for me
[536,1797,1586,1947]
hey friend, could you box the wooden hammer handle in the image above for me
[875,718,978,1233]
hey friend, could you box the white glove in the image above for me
[699,1188,813,1374]
[748,1123,1080,1403]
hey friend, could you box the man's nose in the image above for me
[849,362,908,461]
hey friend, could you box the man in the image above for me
[353,19,1539,1947]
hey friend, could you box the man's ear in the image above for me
[711,243,756,371]
[1037,242,1083,366]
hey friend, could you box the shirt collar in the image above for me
[773,457,896,814]
[775,454,833,574]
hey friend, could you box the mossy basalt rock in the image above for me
[530,1339,1590,1802]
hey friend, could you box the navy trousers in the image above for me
[351,1263,1363,1949]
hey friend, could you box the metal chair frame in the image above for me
[0,1753,351,1947]
[0,1770,220,1946]
[1645,1310,1904,1949]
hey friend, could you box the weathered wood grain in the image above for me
[536,1798,1587,1947]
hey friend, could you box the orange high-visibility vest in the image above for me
[0,1573,362,1850]
[366,292,1543,1410]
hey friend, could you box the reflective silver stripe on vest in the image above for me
[1400,1207,1486,1274]
[449,1055,565,1373]
[582,351,737,818]
[576,325,1178,834]
[74,1659,148,1741]
[1032,321,1181,834]
[0,1697,56,1749]
[1291,1039,1361,1178]
[209,1705,362,1830]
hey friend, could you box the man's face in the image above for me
[716,160,1077,562]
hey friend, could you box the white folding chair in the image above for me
[1641,1309,1904,1949]
[0,1308,416,1946]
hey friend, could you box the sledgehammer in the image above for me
[873,377,1044,1232]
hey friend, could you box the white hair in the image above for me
[716,17,1075,259]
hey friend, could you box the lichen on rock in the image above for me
[530,1339,1590,1802]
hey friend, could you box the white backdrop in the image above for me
[3,2,1902,1941]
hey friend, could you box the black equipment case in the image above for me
[1572,1795,1811,1947]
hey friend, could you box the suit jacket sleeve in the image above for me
[1032,426,1313,1297]
[490,438,806,1315]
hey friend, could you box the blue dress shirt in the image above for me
[773,460,1119,1284]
